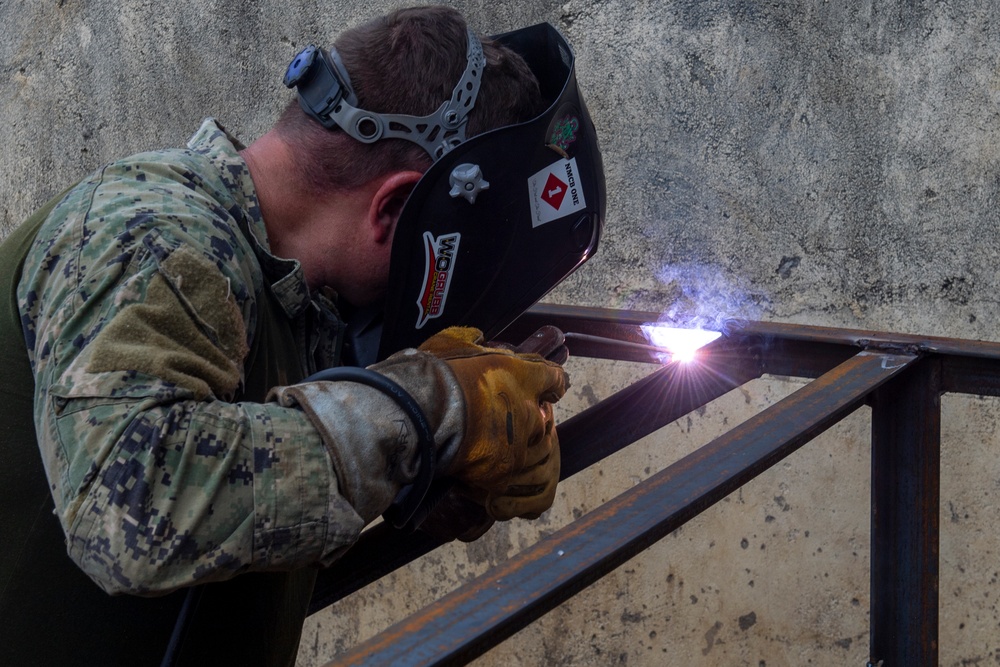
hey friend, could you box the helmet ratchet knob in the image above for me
[448,163,490,204]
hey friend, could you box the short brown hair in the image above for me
[275,6,542,193]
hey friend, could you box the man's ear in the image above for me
[368,171,424,245]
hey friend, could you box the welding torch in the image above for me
[391,324,723,534]
[563,332,675,360]
[505,326,723,366]
[562,328,723,364]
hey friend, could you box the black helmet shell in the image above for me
[377,23,606,358]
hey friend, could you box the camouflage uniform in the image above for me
[7,118,464,664]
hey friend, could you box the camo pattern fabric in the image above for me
[17,119,367,595]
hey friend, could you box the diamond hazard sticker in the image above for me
[416,231,460,329]
[541,173,568,210]
[528,158,587,227]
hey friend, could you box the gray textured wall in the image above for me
[4,1,1000,665]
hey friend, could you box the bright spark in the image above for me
[640,325,722,363]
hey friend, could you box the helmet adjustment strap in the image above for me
[285,27,485,160]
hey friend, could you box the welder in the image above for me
[0,5,604,665]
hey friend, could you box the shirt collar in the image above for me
[186,118,313,318]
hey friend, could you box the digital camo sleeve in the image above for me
[18,155,362,595]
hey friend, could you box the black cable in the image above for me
[159,585,204,667]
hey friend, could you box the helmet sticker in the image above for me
[527,157,588,228]
[546,115,580,157]
[416,231,462,329]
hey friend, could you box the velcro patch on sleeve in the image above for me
[88,246,249,400]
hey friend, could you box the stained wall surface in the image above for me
[3,1,999,665]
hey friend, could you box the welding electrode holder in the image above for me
[301,366,437,533]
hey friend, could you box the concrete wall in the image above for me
[3,0,1000,664]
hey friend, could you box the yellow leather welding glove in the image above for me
[419,327,567,520]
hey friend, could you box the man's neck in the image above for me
[241,131,315,259]
[240,130,384,302]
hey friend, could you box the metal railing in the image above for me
[308,304,1000,666]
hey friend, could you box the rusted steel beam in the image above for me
[502,305,862,380]
[510,304,1000,390]
[514,303,1000,362]
[310,306,999,619]
[556,331,763,477]
[870,358,942,666]
[940,355,1000,396]
[329,351,918,667]
[308,335,764,614]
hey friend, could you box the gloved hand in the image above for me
[416,485,496,542]
[419,327,568,520]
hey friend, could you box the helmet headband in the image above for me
[284,28,485,160]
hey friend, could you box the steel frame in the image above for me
[309,304,1000,666]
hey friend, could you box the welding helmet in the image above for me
[285,22,605,361]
